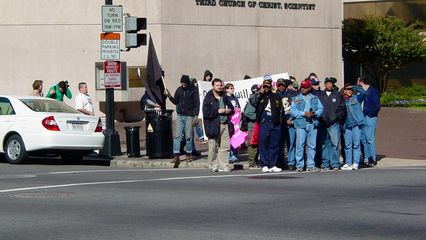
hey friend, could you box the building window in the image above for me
[128,67,147,88]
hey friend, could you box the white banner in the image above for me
[197,72,289,118]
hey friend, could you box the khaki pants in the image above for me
[247,129,258,167]
[208,124,230,170]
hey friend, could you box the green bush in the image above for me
[381,85,426,106]
[397,85,426,97]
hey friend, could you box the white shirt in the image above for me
[75,92,94,115]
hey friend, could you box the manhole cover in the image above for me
[0,174,36,179]
[9,192,75,199]
[248,176,299,180]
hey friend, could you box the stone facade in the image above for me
[0,0,342,121]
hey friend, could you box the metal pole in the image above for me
[100,0,122,158]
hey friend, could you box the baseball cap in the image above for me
[263,74,273,81]
[324,77,337,84]
[310,78,320,86]
[301,79,312,88]
[277,78,293,86]
[292,81,299,88]
[262,79,272,87]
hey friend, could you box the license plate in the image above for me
[72,124,84,131]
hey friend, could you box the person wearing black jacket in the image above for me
[256,76,284,173]
[318,77,346,170]
[167,75,200,163]
[203,79,235,172]
[276,78,296,169]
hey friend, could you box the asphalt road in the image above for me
[0,162,425,240]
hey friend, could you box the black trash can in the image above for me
[124,126,141,158]
[144,109,174,159]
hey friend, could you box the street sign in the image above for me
[102,5,123,32]
[101,33,120,60]
[104,61,121,88]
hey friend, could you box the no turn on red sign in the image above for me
[104,61,121,88]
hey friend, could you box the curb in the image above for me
[110,155,426,169]
[110,154,248,169]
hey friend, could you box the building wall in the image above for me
[0,0,343,121]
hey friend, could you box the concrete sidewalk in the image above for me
[110,149,426,169]
[110,107,426,169]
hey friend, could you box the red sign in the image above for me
[104,61,121,88]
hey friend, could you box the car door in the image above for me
[0,97,16,151]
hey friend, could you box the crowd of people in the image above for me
[159,70,381,173]
[29,80,95,116]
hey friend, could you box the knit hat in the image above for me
[180,75,190,85]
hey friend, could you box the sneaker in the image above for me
[352,164,359,170]
[332,167,340,171]
[218,167,231,173]
[296,168,304,172]
[287,166,296,171]
[185,154,193,162]
[270,166,282,173]
[320,167,330,171]
[171,154,180,163]
[368,161,377,167]
[210,167,218,172]
[341,164,352,171]
[306,168,317,172]
[249,165,261,170]
[261,167,271,173]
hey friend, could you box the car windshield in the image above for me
[19,98,80,113]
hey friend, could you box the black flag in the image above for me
[145,34,166,109]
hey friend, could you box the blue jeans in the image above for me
[259,121,281,168]
[321,123,341,169]
[277,125,290,168]
[194,123,204,140]
[344,126,361,165]
[173,115,194,154]
[361,116,377,162]
[295,124,318,169]
[287,126,296,167]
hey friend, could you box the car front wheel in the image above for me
[5,135,28,164]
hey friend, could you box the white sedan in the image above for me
[0,96,105,164]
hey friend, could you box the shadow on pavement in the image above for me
[0,154,111,166]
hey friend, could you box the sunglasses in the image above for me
[263,85,271,88]
[277,83,285,87]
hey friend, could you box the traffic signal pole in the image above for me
[100,0,122,158]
